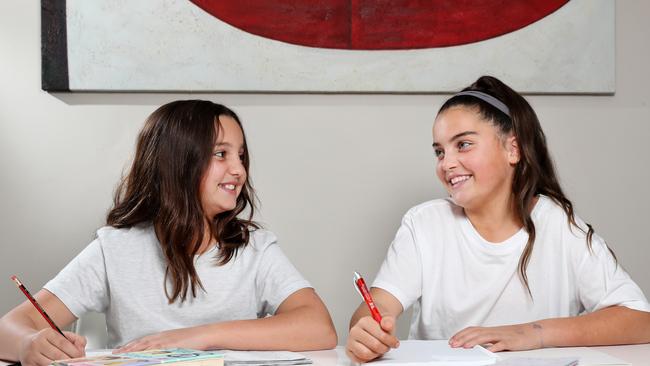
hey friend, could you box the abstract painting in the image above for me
[42,0,614,93]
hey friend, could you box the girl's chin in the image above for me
[206,203,238,217]
[449,193,472,208]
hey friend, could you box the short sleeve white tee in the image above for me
[372,196,650,340]
[44,225,311,347]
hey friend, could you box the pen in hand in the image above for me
[353,271,383,323]
[10,275,70,341]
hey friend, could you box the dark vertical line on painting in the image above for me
[41,0,69,91]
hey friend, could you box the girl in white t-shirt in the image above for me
[0,101,336,366]
[346,76,650,363]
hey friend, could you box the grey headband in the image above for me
[452,90,510,117]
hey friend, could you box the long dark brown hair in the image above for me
[107,100,258,303]
[438,76,615,296]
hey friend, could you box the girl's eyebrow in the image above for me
[432,131,478,147]
[215,142,244,149]
[214,142,245,153]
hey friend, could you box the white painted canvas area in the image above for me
[66,0,614,93]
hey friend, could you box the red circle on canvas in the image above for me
[189,0,568,50]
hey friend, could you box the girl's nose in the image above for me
[230,159,245,178]
[440,153,458,171]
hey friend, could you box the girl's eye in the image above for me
[239,154,245,161]
[434,148,444,160]
[213,151,225,158]
[458,141,472,150]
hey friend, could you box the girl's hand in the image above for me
[114,327,206,353]
[19,329,86,366]
[449,323,544,352]
[346,315,400,363]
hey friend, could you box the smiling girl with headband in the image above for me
[346,76,650,363]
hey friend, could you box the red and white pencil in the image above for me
[10,275,69,340]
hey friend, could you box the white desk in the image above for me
[302,344,650,365]
[2,344,649,366]
[591,344,650,365]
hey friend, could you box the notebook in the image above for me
[368,340,498,365]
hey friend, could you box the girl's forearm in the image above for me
[200,305,337,351]
[538,306,650,347]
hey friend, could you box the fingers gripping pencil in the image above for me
[10,275,70,340]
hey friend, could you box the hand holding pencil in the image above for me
[9,275,86,366]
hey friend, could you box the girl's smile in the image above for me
[218,182,238,193]
[448,174,472,188]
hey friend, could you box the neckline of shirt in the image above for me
[195,244,220,262]
[460,195,548,255]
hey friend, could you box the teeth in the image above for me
[450,175,471,185]
[221,184,236,190]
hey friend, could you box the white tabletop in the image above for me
[302,344,650,365]
[591,344,650,365]
[2,344,649,366]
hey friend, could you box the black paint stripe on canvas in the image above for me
[41,0,69,91]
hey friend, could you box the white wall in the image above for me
[1,0,648,344]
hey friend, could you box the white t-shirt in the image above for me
[372,196,650,340]
[44,225,311,347]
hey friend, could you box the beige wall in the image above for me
[1,1,648,344]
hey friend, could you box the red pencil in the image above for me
[10,275,69,340]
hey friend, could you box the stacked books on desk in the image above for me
[53,348,225,366]
[221,350,312,366]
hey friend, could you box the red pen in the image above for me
[353,271,382,323]
[10,275,69,340]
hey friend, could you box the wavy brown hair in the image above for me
[107,100,258,303]
[438,76,616,296]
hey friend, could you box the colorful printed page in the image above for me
[53,348,224,366]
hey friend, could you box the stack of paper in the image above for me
[496,346,630,365]
[494,358,578,366]
[221,350,312,366]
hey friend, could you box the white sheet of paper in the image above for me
[367,340,498,365]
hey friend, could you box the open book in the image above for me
[53,348,224,366]
[368,340,498,365]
